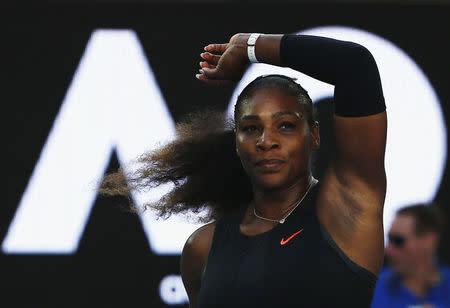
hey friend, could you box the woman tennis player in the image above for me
[185,33,386,307]
[102,32,386,307]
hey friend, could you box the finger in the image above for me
[200,52,221,65]
[199,66,227,81]
[199,61,216,69]
[204,43,228,55]
[199,67,218,79]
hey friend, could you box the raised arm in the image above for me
[198,33,387,274]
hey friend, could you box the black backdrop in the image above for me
[2,3,450,307]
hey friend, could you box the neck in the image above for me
[401,257,440,297]
[252,174,312,220]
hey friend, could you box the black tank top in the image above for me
[198,184,377,307]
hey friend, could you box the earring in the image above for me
[236,148,240,156]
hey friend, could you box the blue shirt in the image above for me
[372,265,450,308]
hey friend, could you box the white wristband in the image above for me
[247,33,261,63]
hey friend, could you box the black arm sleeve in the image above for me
[280,34,386,117]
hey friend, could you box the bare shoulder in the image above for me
[182,222,216,264]
[180,221,216,307]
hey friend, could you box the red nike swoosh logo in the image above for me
[280,228,303,245]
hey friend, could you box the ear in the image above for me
[310,121,320,150]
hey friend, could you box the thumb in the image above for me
[201,66,219,79]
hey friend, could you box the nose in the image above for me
[256,129,279,151]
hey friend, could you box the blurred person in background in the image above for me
[371,204,450,307]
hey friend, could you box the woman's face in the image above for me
[236,87,319,190]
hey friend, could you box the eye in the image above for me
[241,125,258,133]
[279,122,296,130]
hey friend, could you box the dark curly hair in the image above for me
[99,75,315,222]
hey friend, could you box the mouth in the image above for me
[255,159,285,170]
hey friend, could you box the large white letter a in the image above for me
[3,29,199,254]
